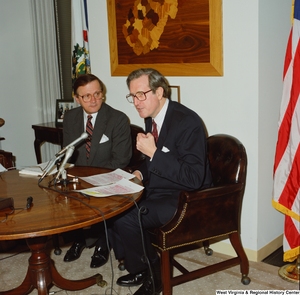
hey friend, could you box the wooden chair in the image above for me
[0,150,14,169]
[0,118,15,169]
[150,134,251,295]
[0,118,17,251]
[0,118,4,128]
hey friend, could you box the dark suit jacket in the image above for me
[108,100,213,269]
[139,100,212,198]
[63,103,132,169]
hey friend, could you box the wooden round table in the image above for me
[0,166,143,295]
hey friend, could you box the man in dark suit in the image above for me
[109,68,212,295]
[62,73,132,268]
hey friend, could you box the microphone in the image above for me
[26,196,33,209]
[55,146,75,183]
[39,153,64,181]
[55,132,88,156]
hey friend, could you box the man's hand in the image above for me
[136,132,157,158]
[132,170,142,181]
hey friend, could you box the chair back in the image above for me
[207,134,247,187]
[152,134,248,250]
[0,150,14,169]
[0,118,15,168]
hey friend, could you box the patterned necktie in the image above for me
[86,115,93,158]
[152,119,158,143]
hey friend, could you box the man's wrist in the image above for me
[133,170,143,181]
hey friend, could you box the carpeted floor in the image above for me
[0,240,298,295]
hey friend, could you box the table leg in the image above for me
[34,138,43,164]
[0,236,105,295]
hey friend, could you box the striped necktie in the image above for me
[86,115,93,158]
[152,119,158,143]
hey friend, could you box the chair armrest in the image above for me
[152,183,246,249]
[181,183,244,203]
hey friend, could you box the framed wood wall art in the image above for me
[107,0,223,76]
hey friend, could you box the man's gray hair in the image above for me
[126,68,170,98]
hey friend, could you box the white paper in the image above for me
[0,163,7,172]
[19,162,74,176]
[79,178,144,198]
[79,168,135,186]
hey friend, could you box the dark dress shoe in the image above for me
[133,274,162,295]
[117,270,148,287]
[63,241,85,262]
[90,246,109,268]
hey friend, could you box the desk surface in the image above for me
[0,166,142,240]
[32,122,62,130]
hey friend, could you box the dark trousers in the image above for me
[109,195,178,274]
[63,222,109,249]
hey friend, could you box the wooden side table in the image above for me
[32,122,63,164]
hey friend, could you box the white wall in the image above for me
[257,1,290,252]
[0,0,40,167]
[0,0,291,260]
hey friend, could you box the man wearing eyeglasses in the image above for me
[109,68,212,295]
[62,73,132,269]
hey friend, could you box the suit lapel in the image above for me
[74,108,85,135]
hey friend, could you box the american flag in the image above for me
[272,0,300,262]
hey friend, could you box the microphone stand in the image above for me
[38,153,64,185]
[54,146,75,187]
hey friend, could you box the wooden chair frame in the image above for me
[150,134,250,295]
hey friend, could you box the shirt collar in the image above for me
[83,110,98,126]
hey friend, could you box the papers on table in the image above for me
[19,162,74,176]
[79,168,134,186]
[78,168,144,197]
[79,178,144,198]
[0,163,7,173]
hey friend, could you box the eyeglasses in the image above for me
[126,89,152,103]
[77,90,102,102]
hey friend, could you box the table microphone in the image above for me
[39,153,64,182]
[55,146,75,183]
[26,196,33,209]
[56,132,88,157]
